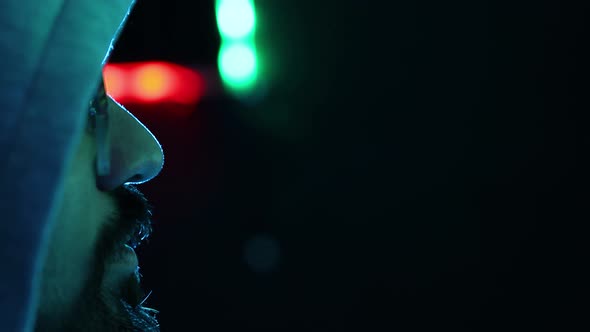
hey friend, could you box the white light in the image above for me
[217,0,256,39]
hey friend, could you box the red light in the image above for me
[103,65,127,99]
[103,61,206,105]
[133,63,175,102]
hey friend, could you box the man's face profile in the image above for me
[34,81,164,331]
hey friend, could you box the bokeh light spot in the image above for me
[243,234,280,273]
[133,63,173,102]
[219,42,258,90]
[103,65,127,99]
[216,0,256,39]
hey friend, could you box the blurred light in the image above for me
[243,234,280,273]
[219,42,258,90]
[215,0,259,95]
[132,63,175,102]
[103,65,127,98]
[216,0,256,39]
[103,61,205,105]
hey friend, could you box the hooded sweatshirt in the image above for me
[0,1,136,331]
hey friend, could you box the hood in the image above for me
[0,1,136,331]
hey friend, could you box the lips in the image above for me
[101,244,141,306]
[110,244,139,267]
[103,243,139,285]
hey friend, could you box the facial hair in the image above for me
[40,256,160,332]
[34,184,160,332]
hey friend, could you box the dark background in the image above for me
[110,1,588,331]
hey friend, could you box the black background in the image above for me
[110,1,588,331]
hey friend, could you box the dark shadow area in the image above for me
[111,1,588,330]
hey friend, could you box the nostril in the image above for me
[127,174,144,183]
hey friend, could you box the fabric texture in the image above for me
[0,1,135,331]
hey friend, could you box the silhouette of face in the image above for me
[35,83,164,331]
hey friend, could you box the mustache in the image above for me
[99,183,154,253]
[112,184,154,248]
[111,184,158,313]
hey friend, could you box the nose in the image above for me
[96,96,164,191]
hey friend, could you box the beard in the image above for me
[35,263,161,332]
[34,184,160,332]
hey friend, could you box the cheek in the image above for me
[38,134,115,313]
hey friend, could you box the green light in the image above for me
[216,0,259,95]
[216,0,256,39]
[219,42,258,90]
